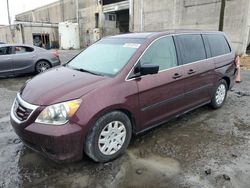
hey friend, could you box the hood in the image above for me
[21,67,109,105]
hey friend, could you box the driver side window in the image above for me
[140,36,178,71]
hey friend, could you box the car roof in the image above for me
[107,30,224,39]
[0,44,38,48]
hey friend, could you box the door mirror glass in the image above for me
[139,64,159,76]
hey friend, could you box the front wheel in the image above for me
[210,79,228,109]
[84,111,132,162]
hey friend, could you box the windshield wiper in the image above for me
[65,64,104,76]
[73,67,103,76]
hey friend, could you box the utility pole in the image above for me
[7,0,14,42]
[219,0,226,31]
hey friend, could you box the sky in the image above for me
[0,0,58,25]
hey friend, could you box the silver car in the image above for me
[0,44,60,76]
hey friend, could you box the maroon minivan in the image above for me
[10,30,237,162]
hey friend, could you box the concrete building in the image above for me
[0,23,58,48]
[0,0,250,53]
[132,0,250,54]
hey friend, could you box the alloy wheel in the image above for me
[215,84,226,105]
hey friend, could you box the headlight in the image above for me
[35,99,82,125]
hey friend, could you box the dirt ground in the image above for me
[0,65,250,187]
[240,56,250,70]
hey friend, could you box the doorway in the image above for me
[116,9,129,33]
[33,33,50,49]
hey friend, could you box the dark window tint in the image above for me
[0,47,11,55]
[176,34,206,64]
[14,46,34,54]
[206,34,231,57]
[140,36,178,71]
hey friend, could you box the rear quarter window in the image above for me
[205,34,231,57]
[175,34,206,64]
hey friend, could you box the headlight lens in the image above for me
[35,99,82,125]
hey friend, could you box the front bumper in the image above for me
[10,94,84,163]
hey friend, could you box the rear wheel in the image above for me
[210,79,228,109]
[84,111,132,162]
[35,60,51,73]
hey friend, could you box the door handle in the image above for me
[172,73,182,79]
[188,69,196,75]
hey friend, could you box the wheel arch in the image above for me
[85,106,138,140]
[221,76,230,90]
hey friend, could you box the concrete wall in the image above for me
[78,0,99,47]
[22,25,58,46]
[15,0,77,23]
[0,25,23,44]
[133,0,250,54]
[11,0,250,53]
[0,23,58,47]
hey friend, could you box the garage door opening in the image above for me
[33,33,50,49]
[116,9,129,33]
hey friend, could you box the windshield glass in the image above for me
[67,38,145,77]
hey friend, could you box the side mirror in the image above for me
[139,64,159,76]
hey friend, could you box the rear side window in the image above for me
[176,34,206,64]
[0,47,11,55]
[14,46,34,54]
[206,34,231,57]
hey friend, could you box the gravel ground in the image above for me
[0,55,250,187]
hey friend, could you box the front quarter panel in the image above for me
[71,79,140,140]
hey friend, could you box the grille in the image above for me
[13,100,33,121]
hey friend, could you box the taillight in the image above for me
[52,51,59,58]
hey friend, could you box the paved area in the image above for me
[0,53,250,187]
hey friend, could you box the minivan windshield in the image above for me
[67,38,145,77]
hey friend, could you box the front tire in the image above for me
[210,79,228,109]
[84,111,132,162]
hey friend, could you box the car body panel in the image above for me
[21,67,109,105]
[136,67,186,130]
[0,54,13,75]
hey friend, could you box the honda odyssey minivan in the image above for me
[10,30,237,162]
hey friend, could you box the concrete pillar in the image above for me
[129,0,134,32]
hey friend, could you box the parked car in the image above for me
[0,42,5,44]
[0,44,60,76]
[10,30,237,163]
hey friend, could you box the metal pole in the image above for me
[219,0,226,31]
[7,0,13,42]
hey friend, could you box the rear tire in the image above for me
[84,111,132,162]
[35,60,51,73]
[210,79,228,109]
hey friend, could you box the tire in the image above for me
[35,60,51,73]
[210,79,228,109]
[84,111,132,162]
